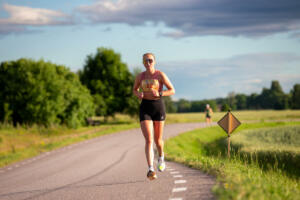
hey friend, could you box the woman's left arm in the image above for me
[160,72,175,97]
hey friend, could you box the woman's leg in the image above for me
[153,120,166,171]
[140,120,154,167]
[153,121,165,157]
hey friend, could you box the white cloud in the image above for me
[77,0,300,38]
[0,3,73,35]
[0,4,72,26]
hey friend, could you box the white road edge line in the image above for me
[169,198,183,200]
[170,171,180,174]
[175,180,187,184]
[172,187,187,192]
[173,175,183,178]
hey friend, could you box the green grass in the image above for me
[165,121,300,200]
[229,126,300,179]
[166,110,300,123]
[89,110,300,124]
[1,109,300,172]
[231,126,300,151]
[0,123,139,167]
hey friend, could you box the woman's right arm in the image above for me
[133,73,143,99]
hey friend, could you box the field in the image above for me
[93,110,300,124]
[164,121,300,200]
[1,110,300,168]
[0,123,139,167]
[1,110,300,199]
[166,110,300,123]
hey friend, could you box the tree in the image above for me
[163,96,177,113]
[0,58,95,127]
[190,100,217,112]
[125,67,143,117]
[221,104,230,111]
[291,84,300,109]
[176,99,191,113]
[247,93,259,109]
[257,81,288,110]
[236,94,247,110]
[79,48,136,117]
[227,92,237,110]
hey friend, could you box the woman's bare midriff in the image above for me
[143,92,160,100]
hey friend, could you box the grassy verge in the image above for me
[92,110,300,124]
[164,121,300,200]
[1,110,300,169]
[166,110,300,123]
[0,123,139,167]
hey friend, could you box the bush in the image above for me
[79,48,138,117]
[0,58,95,128]
[221,103,230,111]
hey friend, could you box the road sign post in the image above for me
[217,110,241,158]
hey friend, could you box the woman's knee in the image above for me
[155,137,163,146]
[145,138,153,146]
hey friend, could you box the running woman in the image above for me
[205,104,213,124]
[133,53,175,180]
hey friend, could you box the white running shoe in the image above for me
[157,157,166,172]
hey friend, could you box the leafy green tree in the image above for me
[0,59,95,127]
[270,81,289,109]
[125,67,143,117]
[227,92,237,110]
[291,84,300,109]
[247,93,260,109]
[258,81,288,110]
[221,103,230,111]
[236,94,247,110]
[163,96,177,113]
[176,99,191,113]
[79,48,135,117]
[191,100,217,112]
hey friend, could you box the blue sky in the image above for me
[0,0,300,100]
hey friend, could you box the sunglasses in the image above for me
[144,59,153,63]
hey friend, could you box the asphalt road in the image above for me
[0,123,216,200]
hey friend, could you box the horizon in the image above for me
[1,0,300,100]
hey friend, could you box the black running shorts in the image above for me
[139,99,166,122]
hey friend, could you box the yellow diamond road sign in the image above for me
[217,111,241,135]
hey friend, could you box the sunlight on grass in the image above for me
[166,110,300,124]
[231,126,300,152]
[165,121,300,200]
[0,123,139,167]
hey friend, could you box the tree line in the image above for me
[172,81,300,113]
[0,48,139,127]
[0,47,299,127]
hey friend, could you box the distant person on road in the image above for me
[205,104,213,124]
[133,53,175,180]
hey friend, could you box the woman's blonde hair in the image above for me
[143,53,155,61]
